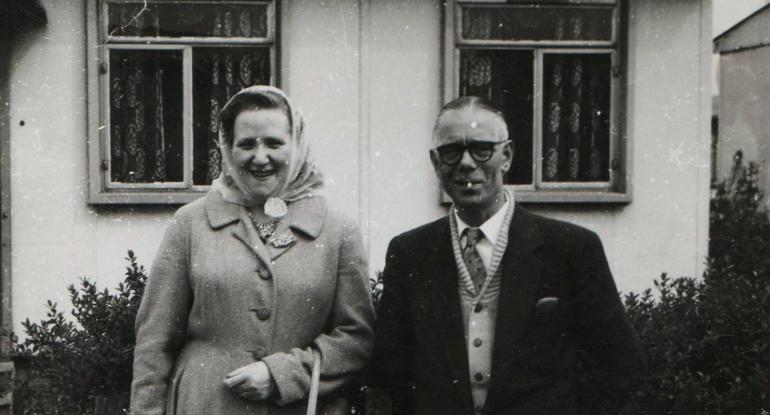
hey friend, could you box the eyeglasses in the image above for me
[434,141,509,165]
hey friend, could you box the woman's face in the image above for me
[231,108,292,201]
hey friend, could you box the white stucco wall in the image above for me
[9,0,711,334]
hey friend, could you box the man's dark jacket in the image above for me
[366,206,646,415]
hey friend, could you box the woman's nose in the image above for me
[251,145,270,165]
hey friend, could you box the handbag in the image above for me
[306,349,350,415]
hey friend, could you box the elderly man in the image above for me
[366,96,645,415]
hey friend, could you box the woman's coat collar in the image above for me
[204,190,327,239]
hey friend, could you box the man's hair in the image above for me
[219,90,292,147]
[432,96,509,145]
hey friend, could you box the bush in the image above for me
[14,251,146,415]
[624,157,770,414]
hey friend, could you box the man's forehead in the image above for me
[435,107,506,143]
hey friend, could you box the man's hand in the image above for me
[223,361,275,401]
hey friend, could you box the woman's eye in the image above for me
[263,139,286,149]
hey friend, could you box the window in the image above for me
[87,0,277,204]
[444,0,629,203]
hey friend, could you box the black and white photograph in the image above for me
[0,0,768,414]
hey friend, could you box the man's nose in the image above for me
[456,148,477,170]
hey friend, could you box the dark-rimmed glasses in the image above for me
[434,140,509,165]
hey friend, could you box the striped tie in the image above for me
[463,227,486,293]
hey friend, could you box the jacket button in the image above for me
[473,338,483,347]
[257,307,271,321]
[251,346,266,360]
[474,373,484,382]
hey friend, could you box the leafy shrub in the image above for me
[14,251,146,415]
[624,157,770,414]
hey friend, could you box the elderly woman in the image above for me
[131,86,375,414]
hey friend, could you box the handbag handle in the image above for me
[307,349,322,415]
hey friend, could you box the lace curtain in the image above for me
[110,51,183,183]
[542,54,610,182]
[108,4,271,184]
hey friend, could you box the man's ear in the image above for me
[429,150,442,178]
[501,140,514,172]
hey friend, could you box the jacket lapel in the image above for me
[427,218,475,414]
[486,206,544,408]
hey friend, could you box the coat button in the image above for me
[251,346,266,360]
[474,373,484,382]
[473,338,483,347]
[257,267,271,280]
[256,307,271,321]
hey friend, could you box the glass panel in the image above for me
[541,53,611,182]
[107,2,269,38]
[459,49,534,185]
[461,5,614,42]
[192,47,272,185]
[109,49,184,183]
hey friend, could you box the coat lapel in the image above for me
[231,211,275,277]
[264,197,326,261]
[204,191,329,277]
[486,206,544,408]
[426,218,475,414]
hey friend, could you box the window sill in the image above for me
[88,189,207,205]
[441,186,631,205]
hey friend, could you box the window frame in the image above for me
[87,0,278,205]
[442,0,630,204]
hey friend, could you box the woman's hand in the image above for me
[223,361,276,401]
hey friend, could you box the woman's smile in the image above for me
[247,168,277,178]
[231,108,292,201]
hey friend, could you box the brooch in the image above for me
[269,231,295,248]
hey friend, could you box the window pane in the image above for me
[107,2,269,38]
[541,53,611,182]
[192,47,272,185]
[109,49,184,183]
[461,6,614,42]
[459,49,534,185]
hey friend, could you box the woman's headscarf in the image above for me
[210,85,324,214]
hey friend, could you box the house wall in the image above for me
[8,0,711,334]
[717,47,770,208]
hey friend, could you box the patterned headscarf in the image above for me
[211,85,324,209]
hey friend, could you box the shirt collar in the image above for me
[453,192,511,245]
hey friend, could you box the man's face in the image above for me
[430,107,512,213]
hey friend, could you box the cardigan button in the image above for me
[256,307,271,321]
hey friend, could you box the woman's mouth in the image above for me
[248,169,275,178]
